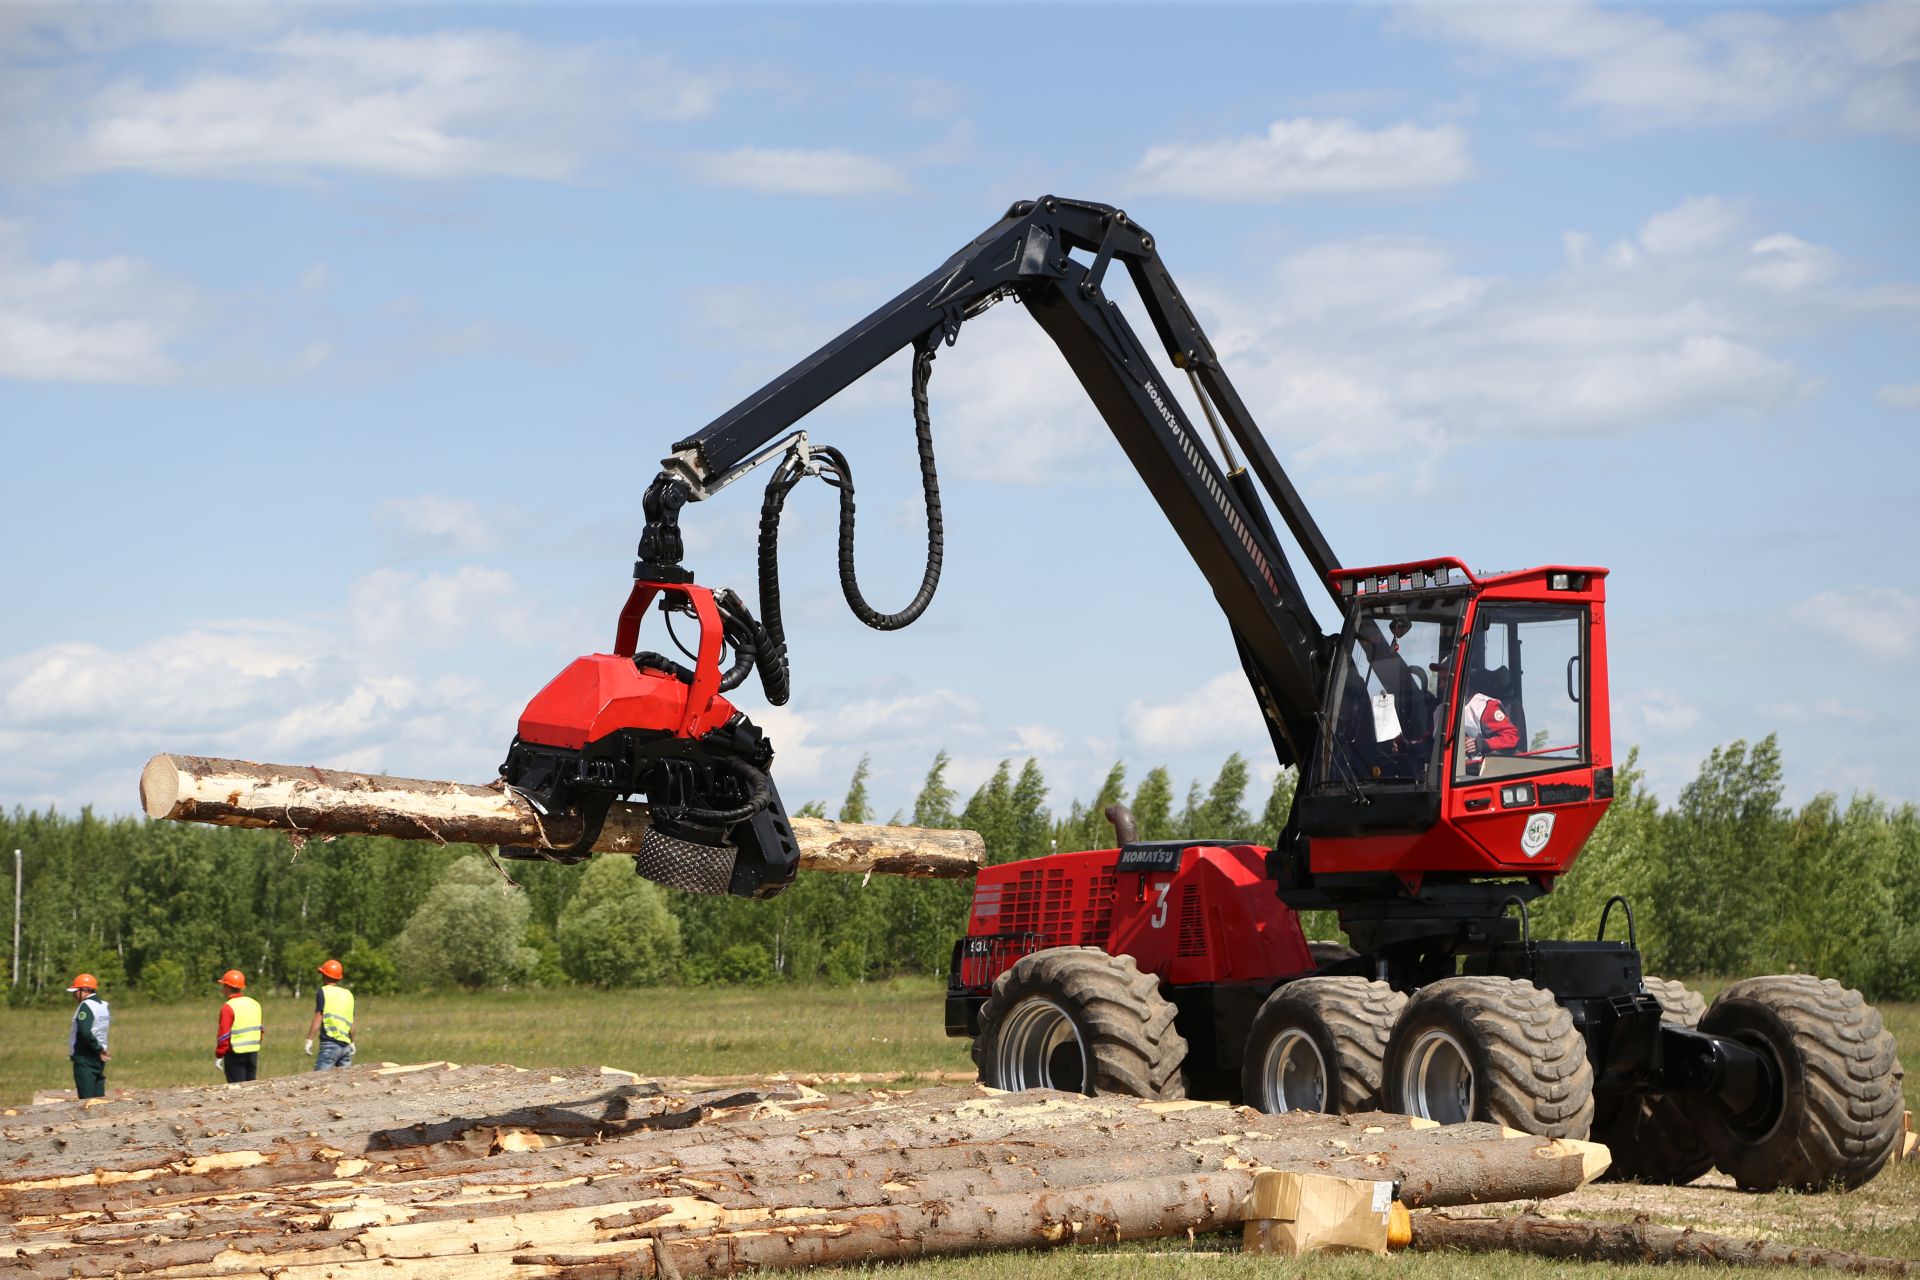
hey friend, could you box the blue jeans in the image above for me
[314,1039,355,1071]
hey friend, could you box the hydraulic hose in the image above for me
[833,340,945,630]
[753,336,946,703]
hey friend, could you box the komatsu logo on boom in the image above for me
[1143,379,1280,599]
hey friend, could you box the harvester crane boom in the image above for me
[636,196,1339,769]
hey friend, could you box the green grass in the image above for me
[0,979,975,1103]
[5,982,1914,1278]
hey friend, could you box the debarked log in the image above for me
[139,754,982,877]
[520,1171,1260,1279]
[1408,1210,1920,1276]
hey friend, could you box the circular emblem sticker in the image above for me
[1520,812,1556,858]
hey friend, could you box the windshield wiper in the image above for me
[1316,711,1371,806]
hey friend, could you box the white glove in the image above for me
[304,1039,313,1055]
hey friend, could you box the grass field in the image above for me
[4,981,1914,1277]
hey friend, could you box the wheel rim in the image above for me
[1401,1027,1475,1124]
[1258,1028,1331,1113]
[994,997,1088,1092]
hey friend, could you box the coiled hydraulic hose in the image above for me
[755,335,945,704]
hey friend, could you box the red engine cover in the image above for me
[517,653,739,749]
[957,844,1312,992]
[516,579,739,749]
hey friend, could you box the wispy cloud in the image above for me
[1130,117,1473,201]
[1794,587,1920,662]
[1879,382,1920,410]
[683,147,912,196]
[1124,671,1268,753]
[1196,195,1914,468]
[3,25,723,184]
[1405,0,1920,140]
[0,220,200,383]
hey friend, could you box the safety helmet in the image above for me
[66,974,98,993]
[317,958,344,981]
[218,969,247,991]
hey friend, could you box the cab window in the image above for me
[1320,596,1463,790]
[1453,603,1587,781]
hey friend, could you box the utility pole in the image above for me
[11,849,20,988]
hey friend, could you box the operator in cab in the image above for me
[1458,668,1520,772]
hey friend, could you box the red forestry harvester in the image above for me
[500,197,1904,1191]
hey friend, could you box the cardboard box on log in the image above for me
[1243,1171,1407,1257]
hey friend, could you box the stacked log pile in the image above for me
[2,1064,1609,1279]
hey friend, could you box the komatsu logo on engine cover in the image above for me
[1143,379,1280,599]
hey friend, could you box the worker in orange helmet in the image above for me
[304,958,356,1071]
[214,969,264,1083]
[66,974,111,1099]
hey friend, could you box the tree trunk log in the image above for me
[3,1074,1618,1280]
[1410,1211,1920,1275]
[521,1170,1259,1279]
[138,754,982,877]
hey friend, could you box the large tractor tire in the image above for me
[1596,976,1715,1185]
[1693,975,1903,1191]
[1383,976,1595,1139]
[1242,977,1406,1115]
[972,947,1188,1099]
[1307,940,1360,971]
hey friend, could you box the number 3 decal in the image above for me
[1150,881,1171,929]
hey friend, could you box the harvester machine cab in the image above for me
[1297,557,1613,895]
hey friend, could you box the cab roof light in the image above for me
[1548,572,1587,592]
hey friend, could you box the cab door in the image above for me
[1446,601,1608,874]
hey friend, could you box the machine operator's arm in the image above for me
[636,196,1341,768]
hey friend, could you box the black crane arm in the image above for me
[635,196,1342,769]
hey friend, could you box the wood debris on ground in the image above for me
[3,1061,1611,1279]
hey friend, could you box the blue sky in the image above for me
[1,1,1915,824]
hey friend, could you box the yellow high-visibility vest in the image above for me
[320,985,355,1043]
[226,996,263,1053]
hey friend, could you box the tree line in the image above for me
[4,735,1916,1005]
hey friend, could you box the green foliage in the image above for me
[705,942,775,986]
[1131,768,1176,841]
[5,735,1920,1003]
[838,756,873,824]
[823,939,867,985]
[391,855,534,990]
[137,956,188,1003]
[281,939,327,995]
[341,938,401,995]
[556,856,683,988]
[520,924,568,988]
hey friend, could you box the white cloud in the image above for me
[297,262,330,296]
[0,562,574,811]
[374,495,507,556]
[4,25,722,184]
[349,566,540,655]
[0,220,200,383]
[683,147,912,196]
[1130,117,1473,200]
[1190,195,1907,465]
[1638,196,1739,255]
[1407,0,1920,139]
[1617,689,1702,738]
[1876,382,1920,409]
[933,307,1112,482]
[805,688,984,746]
[1794,586,1920,661]
[1124,671,1268,753]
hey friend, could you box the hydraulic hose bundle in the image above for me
[751,333,947,703]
